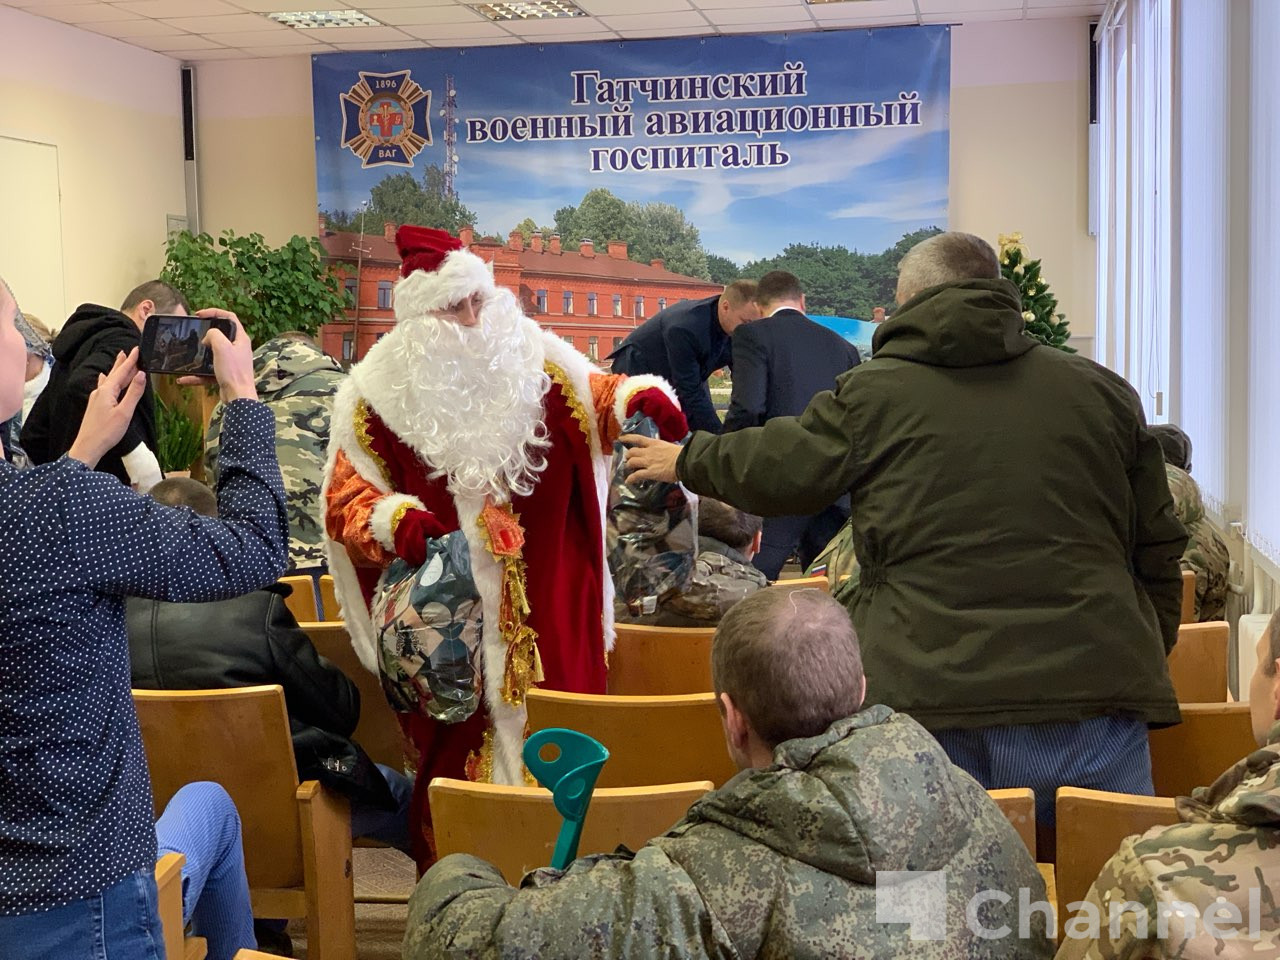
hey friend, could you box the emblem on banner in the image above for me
[340,70,432,168]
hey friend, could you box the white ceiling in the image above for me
[1,0,1103,60]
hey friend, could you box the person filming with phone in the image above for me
[23,280,189,491]
[0,273,289,959]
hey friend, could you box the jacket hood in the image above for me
[52,304,138,362]
[681,706,981,882]
[871,279,1035,368]
[1181,731,1280,828]
[253,337,342,398]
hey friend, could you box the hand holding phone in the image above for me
[177,309,257,403]
[140,313,235,377]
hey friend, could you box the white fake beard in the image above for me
[379,290,551,502]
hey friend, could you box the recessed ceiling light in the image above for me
[475,2,587,21]
[266,9,383,28]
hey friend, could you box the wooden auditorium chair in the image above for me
[156,852,207,960]
[769,574,831,593]
[607,623,715,696]
[429,778,714,883]
[1148,701,1256,798]
[318,574,341,621]
[279,574,319,623]
[134,685,356,960]
[1180,569,1196,624]
[524,689,739,788]
[986,787,1036,859]
[1166,621,1230,703]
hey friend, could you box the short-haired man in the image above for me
[626,232,1187,852]
[24,280,190,490]
[607,280,760,434]
[404,588,1049,959]
[872,306,888,323]
[723,269,862,578]
[1057,608,1280,960]
[619,497,768,627]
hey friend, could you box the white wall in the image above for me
[0,5,186,326]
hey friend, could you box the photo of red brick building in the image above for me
[318,215,721,363]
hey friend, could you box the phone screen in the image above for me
[139,315,232,376]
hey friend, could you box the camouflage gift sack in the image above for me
[373,531,483,724]
[608,414,697,618]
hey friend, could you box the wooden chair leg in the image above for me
[298,781,356,960]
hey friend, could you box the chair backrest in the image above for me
[607,623,715,696]
[301,621,405,771]
[1180,569,1196,624]
[769,575,831,593]
[1148,701,1256,797]
[1055,787,1179,916]
[319,575,341,621]
[133,685,305,890]
[430,778,713,884]
[525,689,739,788]
[280,575,318,623]
[986,788,1036,858]
[1167,621,1230,702]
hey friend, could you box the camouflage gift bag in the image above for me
[372,530,483,723]
[608,414,697,618]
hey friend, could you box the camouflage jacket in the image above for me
[405,706,1052,959]
[1165,464,1230,622]
[207,338,344,571]
[619,536,769,627]
[1055,725,1280,960]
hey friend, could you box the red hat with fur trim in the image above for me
[393,224,495,318]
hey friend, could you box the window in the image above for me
[536,289,547,312]
[587,293,597,316]
[587,336,598,360]
[562,335,574,346]
[376,280,392,310]
[343,277,358,305]
[657,297,667,311]
[562,290,573,314]
[612,337,623,351]
[634,295,645,319]
[612,294,622,317]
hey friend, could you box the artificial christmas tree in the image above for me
[998,232,1075,353]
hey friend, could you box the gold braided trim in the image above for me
[389,500,414,541]
[545,361,593,448]
[464,727,538,786]
[354,398,393,487]
[476,501,544,707]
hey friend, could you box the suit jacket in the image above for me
[607,295,730,434]
[723,308,861,432]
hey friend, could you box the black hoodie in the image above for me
[22,304,156,484]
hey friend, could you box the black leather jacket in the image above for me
[127,584,392,807]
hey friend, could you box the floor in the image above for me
[290,847,417,959]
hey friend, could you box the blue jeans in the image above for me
[0,867,164,960]
[350,763,415,853]
[933,712,1154,832]
[155,782,256,960]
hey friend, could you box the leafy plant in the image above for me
[998,232,1075,352]
[161,230,351,343]
[155,392,203,474]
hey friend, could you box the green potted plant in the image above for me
[160,230,352,342]
[155,392,203,477]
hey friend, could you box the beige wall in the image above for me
[0,5,186,326]
[195,57,318,247]
[194,21,1097,341]
[951,18,1096,342]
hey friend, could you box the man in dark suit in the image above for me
[607,280,759,434]
[724,271,861,578]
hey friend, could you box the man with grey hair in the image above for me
[626,230,1186,855]
[403,587,1049,958]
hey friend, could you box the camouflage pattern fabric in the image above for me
[619,537,768,626]
[207,337,344,571]
[1055,725,1280,960]
[405,705,1053,959]
[1165,464,1229,622]
[806,518,862,603]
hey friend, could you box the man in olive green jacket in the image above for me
[626,232,1186,843]
[405,588,1050,959]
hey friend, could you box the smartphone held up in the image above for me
[139,314,235,377]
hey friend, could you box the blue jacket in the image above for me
[607,295,730,434]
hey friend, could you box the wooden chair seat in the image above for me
[525,689,739,788]
[1148,701,1256,797]
[134,685,355,960]
[1179,569,1196,624]
[430,778,713,883]
[280,575,318,623]
[607,623,715,696]
[1166,621,1229,702]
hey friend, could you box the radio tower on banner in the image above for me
[440,74,459,197]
